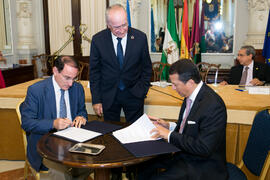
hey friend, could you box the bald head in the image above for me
[106,4,128,38]
[106,4,127,24]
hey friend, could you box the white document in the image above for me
[112,113,160,144]
[150,81,172,87]
[54,127,101,142]
[246,86,270,95]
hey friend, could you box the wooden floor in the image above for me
[0,168,25,180]
[0,160,24,173]
[0,160,131,180]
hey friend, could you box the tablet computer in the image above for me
[69,143,105,155]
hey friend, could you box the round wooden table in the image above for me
[37,133,153,180]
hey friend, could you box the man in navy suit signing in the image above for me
[138,59,228,180]
[89,4,152,123]
[21,56,90,179]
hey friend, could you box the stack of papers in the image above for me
[246,86,270,95]
[54,127,101,142]
[112,114,160,144]
[150,81,172,87]
[113,114,180,157]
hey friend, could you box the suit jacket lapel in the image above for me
[45,78,57,119]
[105,29,120,67]
[68,85,75,120]
[253,62,259,78]
[177,84,206,133]
[176,99,186,131]
[123,28,134,68]
[188,84,206,121]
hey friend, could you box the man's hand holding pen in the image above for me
[54,116,86,130]
[53,118,72,130]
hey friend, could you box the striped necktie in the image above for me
[60,89,67,118]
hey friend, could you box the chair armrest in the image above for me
[237,160,244,169]
[260,150,270,180]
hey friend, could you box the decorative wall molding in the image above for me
[16,0,35,50]
[245,0,269,48]
[248,0,270,11]
[109,0,142,29]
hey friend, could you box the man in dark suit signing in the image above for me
[138,59,228,180]
[220,45,270,86]
[20,56,90,179]
[89,4,152,123]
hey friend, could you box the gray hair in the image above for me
[241,45,256,60]
[105,4,126,25]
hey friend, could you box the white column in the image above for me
[245,0,270,49]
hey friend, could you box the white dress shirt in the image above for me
[111,33,127,56]
[167,81,203,141]
[52,75,72,120]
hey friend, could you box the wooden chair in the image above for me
[16,99,49,180]
[227,107,270,180]
[78,61,89,80]
[152,62,171,81]
[196,62,221,83]
[32,54,50,78]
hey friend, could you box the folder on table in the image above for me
[82,120,122,134]
[112,114,180,157]
[122,139,180,157]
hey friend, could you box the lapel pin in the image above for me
[131,35,134,39]
[256,67,259,70]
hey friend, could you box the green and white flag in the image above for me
[161,0,180,80]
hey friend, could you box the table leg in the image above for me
[94,168,110,180]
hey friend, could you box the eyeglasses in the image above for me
[60,72,78,82]
[110,23,128,30]
[237,54,247,57]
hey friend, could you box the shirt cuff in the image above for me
[168,122,177,143]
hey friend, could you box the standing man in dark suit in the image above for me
[21,56,90,179]
[220,45,270,86]
[89,4,152,123]
[138,59,228,180]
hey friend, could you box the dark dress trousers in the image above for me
[228,62,270,85]
[139,84,228,180]
[89,27,152,122]
[20,77,88,171]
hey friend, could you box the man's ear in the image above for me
[52,67,58,75]
[187,79,195,87]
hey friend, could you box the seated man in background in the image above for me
[220,45,270,86]
[138,59,228,180]
[20,56,91,180]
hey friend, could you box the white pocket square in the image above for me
[187,121,196,124]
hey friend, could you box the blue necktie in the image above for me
[117,37,124,68]
[60,89,67,118]
[117,37,125,90]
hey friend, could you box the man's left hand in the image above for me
[250,78,264,86]
[72,116,87,128]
